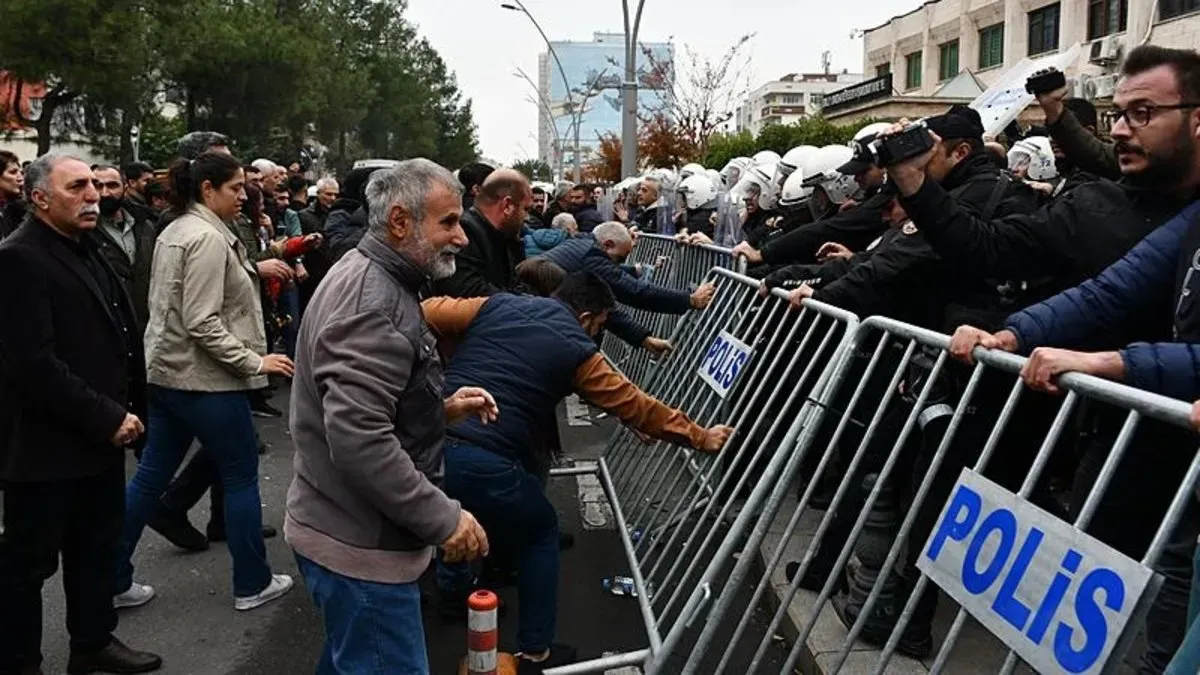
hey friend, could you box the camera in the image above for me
[1025,68,1067,96]
[871,123,935,166]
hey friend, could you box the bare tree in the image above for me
[641,34,754,159]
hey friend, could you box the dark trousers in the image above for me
[159,448,224,526]
[0,466,124,673]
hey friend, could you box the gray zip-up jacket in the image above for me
[285,233,460,584]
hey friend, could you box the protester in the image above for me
[434,168,531,297]
[542,181,573,227]
[531,184,548,217]
[0,150,26,239]
[424,271,734,673]
[570,184,604,233]
[144,180,170,214]
[298,176,337,303]
[118,151,296,613]
[324,166,379,263]
[0,153,162,674]
[122,161,158,224]
[631,177,662,233]
[286,158,491,674]
[524,212,577,258]
[458,161,495,209]
[92,165,158,332]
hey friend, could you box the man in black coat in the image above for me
[92,165,158,334]
[0,154,162,675]
[324,167,379,264]
[433,169,531,298]
[297,176,337,306]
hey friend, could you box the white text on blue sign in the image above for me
[697,330,751,399]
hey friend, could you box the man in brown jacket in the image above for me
[285,158,493,675]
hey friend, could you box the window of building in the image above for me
[1160,0,1200,20]
[939,40,960,81]
[1028,3,1061,55]
[978,23,1004,69]
[905,51,923,90]
[876,63,891,78]
[780,94,802,105]
[810,93,825,107]
[1088,0,1128,38]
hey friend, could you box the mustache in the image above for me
[1114,140,1146,157]
[78,204,100,217]
[438,245,462,256]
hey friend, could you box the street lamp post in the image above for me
[621,0,648,178]
[501,1,583,182]
[513,68,565,178]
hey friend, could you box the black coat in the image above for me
[0,217,146,482]
[812,152,1041,329]
[93,209,158,334]
[433,207,525,298]
[298,202,333,286]
[0,199,25,240]
[760,190,891,266]
[325,201,367,264]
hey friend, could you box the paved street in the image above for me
[32,388,648,675]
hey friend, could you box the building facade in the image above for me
[825,0,1200,125]
[537,32,673,177]
[734,72,864,137]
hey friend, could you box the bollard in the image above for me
[457,590,520,675]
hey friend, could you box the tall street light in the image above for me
[513,69,564,179]
[621,0,648,178]
[501,1,583,182]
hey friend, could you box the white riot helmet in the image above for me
[752,150,781,166]
[852,122,894,143]
[730,161,779,211]
[720,156,753,188]
[776,145,819,192]
[802,146,858,217]
[705,169,724,191]
[1008,136,1059,181]
[679,163,706,180]
[779,170,812,209]
[678,174,717,210]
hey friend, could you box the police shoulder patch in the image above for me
[901,221,919,235]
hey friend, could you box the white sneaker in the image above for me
[114,582,156,609]
[234,574,294,611]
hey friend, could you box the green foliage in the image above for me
[0,0,479,169]
[702,117,881,168]
[512,158,553,182]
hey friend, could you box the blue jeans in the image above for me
[1167,533,1200,675]
[436,442,559,653]
[295,554,429,675]
[118,386,271,598]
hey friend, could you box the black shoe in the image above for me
[517,644,578,674]
[67,638,162,674]
[558,532,575,551]
[437,587,508,623]
[206,523,278,542]
[830,593,932,659]
[147,509,208,552]
[250,400,282,418]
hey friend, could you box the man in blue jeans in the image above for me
[422,271,733,673]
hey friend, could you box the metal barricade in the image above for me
[666,314,1200,675]
[549,268,861,674]
[600,233,748,387]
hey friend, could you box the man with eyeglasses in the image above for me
[896,45,1200,674]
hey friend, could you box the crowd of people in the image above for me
[5,40,1200,675]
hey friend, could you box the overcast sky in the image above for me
[406,0,920,165]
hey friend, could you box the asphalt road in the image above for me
[31,388,648,675]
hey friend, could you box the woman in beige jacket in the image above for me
[116,151,296,611]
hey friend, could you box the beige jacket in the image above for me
[145,204,268,392]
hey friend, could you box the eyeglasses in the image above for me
[1103,103,1200,128]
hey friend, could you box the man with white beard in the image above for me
[285,159,494,674]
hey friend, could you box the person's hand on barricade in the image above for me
[1020,347,1124,395]
[688,232,713,247]
[642,336,673,355]
[690,282,716,310]
[674,230,691,243]
[731,242,763,264]
[699,425,734,452]
[110,412,145,447]
[948,325,1019,365]
[260,353,296,377]
[758,281,771,299]
[444,386,499,425]
[441,509,489,563]
[787,285,814,310]
[816,242,853,262]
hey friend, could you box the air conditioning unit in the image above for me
[1085,74,1118,100]
[1089,35,1124,65]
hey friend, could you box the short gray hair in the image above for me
[23,153,76,201]
[550,213,577,231]
[366,158,462,235]
[316,176,339,192]
[593,221,633,247]
[553,180,575,200]
[251,158,278,174]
